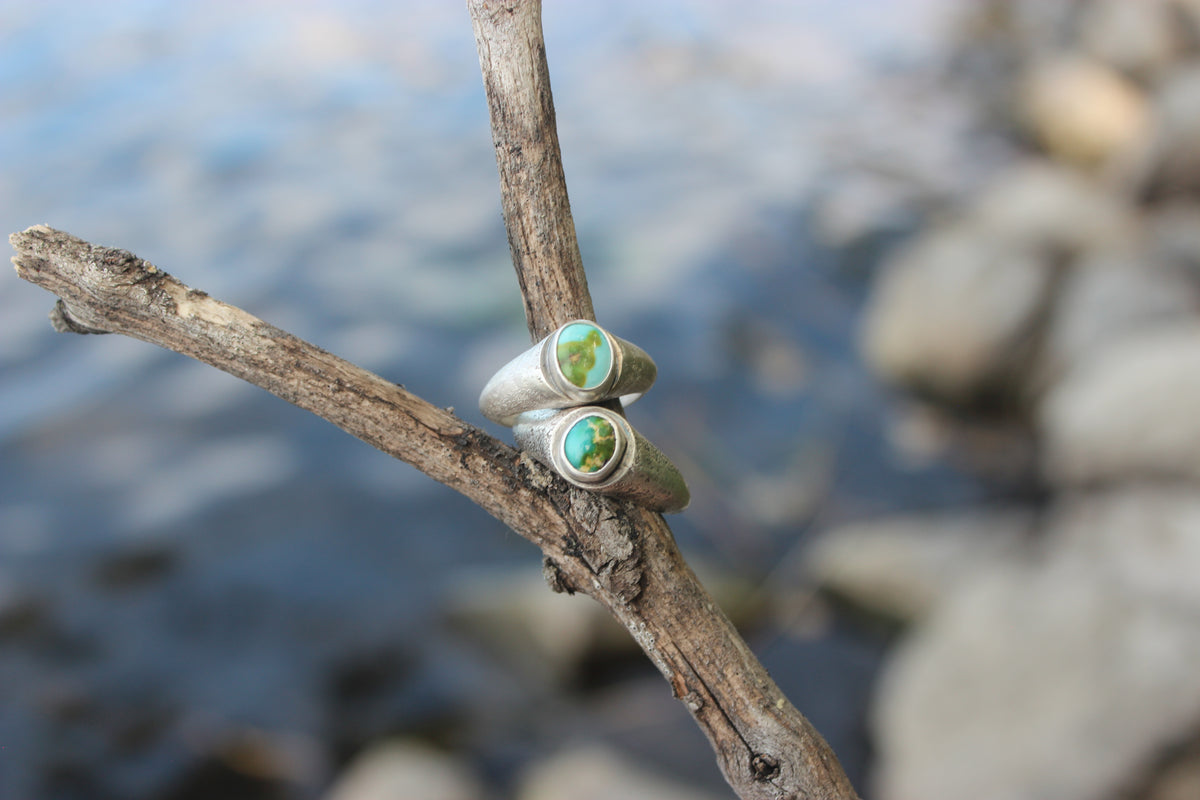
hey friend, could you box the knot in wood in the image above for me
[750,753,780,781]
[541,556,576,595]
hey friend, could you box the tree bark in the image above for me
[469,0,593,338]
[8,3,861,798]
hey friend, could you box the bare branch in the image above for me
[472,1,857,797]
[8,2,861,796]
[12,222,857,799]
[469,0,593,338]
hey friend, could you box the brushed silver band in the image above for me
[479,320,657,426]
[512,406,690,514]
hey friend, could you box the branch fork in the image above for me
[8,2,860,798]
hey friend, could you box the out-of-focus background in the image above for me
[3,1,1200,799]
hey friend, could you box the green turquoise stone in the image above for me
[563,415,617,474]
[556,322,612,390]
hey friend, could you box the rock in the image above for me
[862,161,1146,403]
[322,740,485,800]
[1127,65,1200,198]
[806,511,1032,622]
[966,160,1135,255]
[872,556,1200,800]
[1040,323,1200,485]
[861,223,1052,403]
[1046,485,1200,611]
[442,567,617,684]
[1038,244,1198,384]
[1076,0,1180,81]
[516,744,725,800]
[1148,202,1200,279]
[442,565,763,684]
[0,580,50,640]
[1142,750,1200,800]
[1017,56,1148,169]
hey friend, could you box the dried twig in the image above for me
[8,2,859,797]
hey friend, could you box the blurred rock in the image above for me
[1142,749,1200,800]
[955,1,1078,64]
[1128,64,1200,198]
[89,543,178,591]
[0,581,50,640]
[872,557,1200,800]
[1038,244,1198,384]
[806,511,1031,622]
[1148,202,1200,278]
[443,567,610,685]
[1040,323,1200,485]
[1047,485,1200,610]
[1018,56,1148,169]
[516,744,725,800]
[966,160,1135,255]
[443,565,763,685]
[1076,0,1180,81]
[322,740,485,800]
[861,160,1147,404]
[861,224,1051,403]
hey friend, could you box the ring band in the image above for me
[479,320,657,426]
[513,406,690,514]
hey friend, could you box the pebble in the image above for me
[1037,243,1197,385]
[1076,0,1180,81]
[861,223,1051,403]
[322,740,485,800]
[516,744,725,800]
[1018,56,1148,169]
[1040,323,1200,485]
[872,555,1200,800]
[806,511,1031,623]
[1128,64,1200,198]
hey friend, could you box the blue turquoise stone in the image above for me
[563,415,617,473]
[556,322,612,390]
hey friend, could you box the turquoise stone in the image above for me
[563,415,617,474]
[556,322,612,390]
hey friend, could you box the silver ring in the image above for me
[479,320,657,426]
[513,406,690,514]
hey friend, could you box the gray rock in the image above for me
[442,564,763,684]
[872,556,1200,800]
[516,744,725,800]
[442,567,620,685]
[966,160,1135,255]
[1040,323,1200,484]
[862,161,1143,403]
[1126,64,1200,198]
[322,740,485,800]
[1148,202,1200,279]
[862,223,1051,403]
[1076,0,1180,81]
[1046,485,1200,611]
[806,511,1032,622]
[1038,244,1198,385]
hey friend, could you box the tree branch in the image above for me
[8,2,860,797]
[469,0,593,338]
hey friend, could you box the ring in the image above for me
[512,406,690,514]
[479,320,657,426]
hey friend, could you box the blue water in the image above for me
[0,1,978,797]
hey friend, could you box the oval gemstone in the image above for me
[556,322,612,390]
[563,415,617,474]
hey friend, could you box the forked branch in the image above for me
[8,2,859,798]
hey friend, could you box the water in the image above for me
[0,1,982,797]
